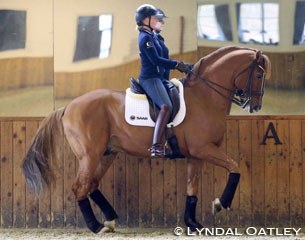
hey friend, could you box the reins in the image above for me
[186,58,264,108]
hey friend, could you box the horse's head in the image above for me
[186,46,271,113]
[233,50,271,113]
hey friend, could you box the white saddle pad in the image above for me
[125,78,186,127]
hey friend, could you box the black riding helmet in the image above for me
[135,4,163,29]
[156,8,167,19]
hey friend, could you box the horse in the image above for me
[22,45,271,234]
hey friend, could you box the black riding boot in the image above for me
[184,195,203,232]
[149,105,170,157]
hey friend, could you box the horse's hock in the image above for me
[0,115,304,228]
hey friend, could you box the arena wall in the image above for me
[0,57,53,91]
[55,51,197,99]
[0,116,304,228]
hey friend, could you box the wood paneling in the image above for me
[1,115,305,228]
[0,57,53,91]
[55,51,197,99]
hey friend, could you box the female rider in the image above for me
[135,4,191,157]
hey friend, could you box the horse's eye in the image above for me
[257,73,264,80]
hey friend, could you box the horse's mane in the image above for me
[199,45,257,62]
[190,45,258,76]
[184,45,259,84]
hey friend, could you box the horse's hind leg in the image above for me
[72,153,108,234]
[88,153,118,232]
[184,158,203,231]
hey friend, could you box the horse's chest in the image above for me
[197,116,226,142]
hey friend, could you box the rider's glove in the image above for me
[176,61,192,74]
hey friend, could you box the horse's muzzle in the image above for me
[250,104,261,113]
[253,105,261,112]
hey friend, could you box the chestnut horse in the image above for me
[22,46,271,233]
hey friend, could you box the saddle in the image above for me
[129,78,180,123]
[128,78,185,159]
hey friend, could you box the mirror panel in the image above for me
[0,0,53,116]
[197,0,305,115]
[54,0,198,109]
[1,1,304,116]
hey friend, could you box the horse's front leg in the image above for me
[184,158,203,231]
[199,143,240,215]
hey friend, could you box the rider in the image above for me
[153,9,169,80]
[135,4,191,157]
[154,8,194,81]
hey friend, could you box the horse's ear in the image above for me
[256,50,262,62]
[256,51,271,79]
[262,54,272,80]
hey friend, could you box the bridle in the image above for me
[187,56,266,109]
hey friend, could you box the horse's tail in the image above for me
[22,107,66,197]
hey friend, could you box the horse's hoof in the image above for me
[97,226,112,234]
[104,220,116,231]
[212,198,223,215]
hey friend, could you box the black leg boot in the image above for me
[90,189,118,220]
[90,189,118,232]
[149,105,170,157]
[78,198,104,234]
[212,173,240,215]
[184,195,203,232]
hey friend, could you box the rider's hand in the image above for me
[176,61,192,74]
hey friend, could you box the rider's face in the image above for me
[142,16,164,32]
[151,17,164,32]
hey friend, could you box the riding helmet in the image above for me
[135,4,163,26]
[156,8,167,19]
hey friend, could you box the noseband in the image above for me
[233,60,265,108]
[187,56,265,108]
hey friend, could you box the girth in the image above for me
[129,78,180,122]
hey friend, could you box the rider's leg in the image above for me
[150,104,171,157]
[139,78,173,157]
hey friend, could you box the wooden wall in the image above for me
[55,51,197,99]
[0,57,53,91]
[198,47,305,89]
[0,115,305,228]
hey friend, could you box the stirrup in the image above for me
[149,143,165,157]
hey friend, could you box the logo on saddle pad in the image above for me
[130,115,148,121]
[125,79,186,127]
